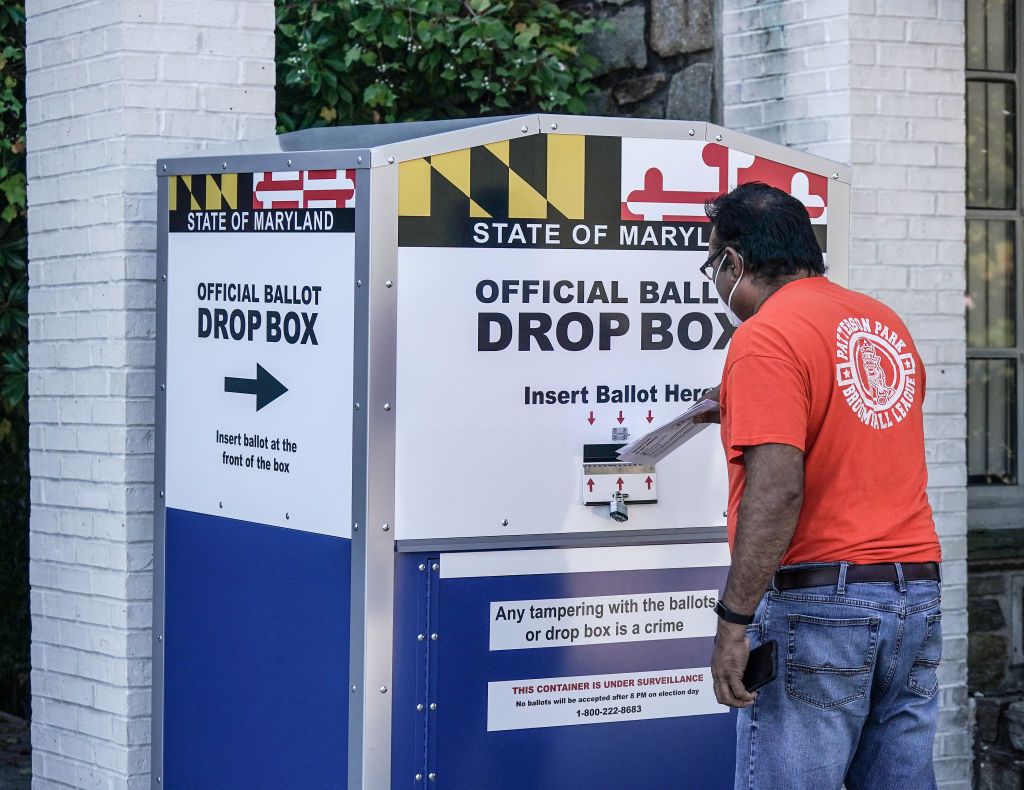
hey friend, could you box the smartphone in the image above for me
[743,640,778,693]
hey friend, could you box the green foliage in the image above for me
[0,1,28,718]
[276,0,600,130]
[0,5,25,417]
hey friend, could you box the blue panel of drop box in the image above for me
[163,508,349,790]
[426,561,736,790]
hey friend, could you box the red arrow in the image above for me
[646,410,654,423]
[587,410,595,425]
[616,477,624,491]
[616,410,624,424]
[587,478,595,492]
[645,476,653,490]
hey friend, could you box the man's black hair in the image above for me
[704,182,825,280]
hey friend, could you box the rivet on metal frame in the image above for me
[551,123,558,130]
[418,563,426,571]
[160,384,166,391]
[385,279,394,288]
[357,156,363,164]
[429,702,437,711]
[287,159,292,167]
[161,275,167,281]
[162,164,167,171]
[218,501,223,509]
[159,491,164,498]
[688,129,695,136]
[156,635,163,641]
[416,774,423,781]
[431,563,439,572]
[521,126,529,133]
[832,172,839,179]
[355,403,361,410]
[356,279,362,287]
[723,511,727,518]
[501,519,509,526]
[430,633,438,641]
[221,162,227,170]
[382,523,391,531]
[428,772,437,781]
[351,685,357,692]
[353,523,359,531]
[416,704,424,712]
[384,402,392,411]
[387,156,395,165]
[715,134,723,142]
[417,633,425,641]
[380,686,389,694]
[285,513,290,520]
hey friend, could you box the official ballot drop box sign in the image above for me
[153,116,850,789]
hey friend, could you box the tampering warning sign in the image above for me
[163,171,357,537]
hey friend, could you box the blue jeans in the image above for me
[735,563,942,790]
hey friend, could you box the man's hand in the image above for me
[711,620,756,708]
[693,384,721,425]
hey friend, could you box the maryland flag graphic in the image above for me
[398,134,623,247]
[169,172,251,212]
[398,133,828,251]
[167,171,355,233]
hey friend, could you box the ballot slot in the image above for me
[581,443,658,521]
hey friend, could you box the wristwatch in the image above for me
[714,599,755,625]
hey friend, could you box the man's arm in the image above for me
[711,442,804,708]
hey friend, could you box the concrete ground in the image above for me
[0,713,30,789]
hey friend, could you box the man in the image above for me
[697,183,942,790]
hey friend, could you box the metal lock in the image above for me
[609,491,629,523]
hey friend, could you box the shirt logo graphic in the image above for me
[835,317,916,430]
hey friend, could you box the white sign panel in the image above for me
[489,589,718,650]
[487,667,726,731]
[395,246,728,540]
[440,542,732,578]
[394,134,832,541]
[165,230,354,537]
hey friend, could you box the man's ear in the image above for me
[722,248,740,276]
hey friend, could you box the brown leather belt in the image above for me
[773,562,940,591]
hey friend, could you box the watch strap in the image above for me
[714,599,755,625]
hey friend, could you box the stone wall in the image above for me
[583,0,718,122]
[969,530,1024,789]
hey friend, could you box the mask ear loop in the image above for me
[713,249,741,284]
[725,252,744,309]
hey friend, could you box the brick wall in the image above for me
[25,1,275,786]
[722,0,970,786]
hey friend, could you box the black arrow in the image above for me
[224,364,288,411]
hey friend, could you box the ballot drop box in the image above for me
[153,116,850,789]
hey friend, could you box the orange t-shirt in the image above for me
[719,276,940,565]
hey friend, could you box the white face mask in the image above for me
[714,254,744,327]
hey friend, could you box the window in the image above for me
[967,0,1023,495]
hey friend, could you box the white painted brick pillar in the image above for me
[722,0,970,787]
[25,2,275,786]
